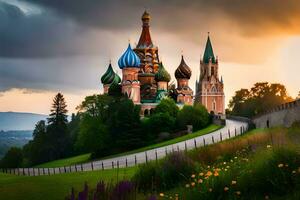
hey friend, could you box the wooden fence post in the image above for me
[126,158,128,167]
[155,150,158,162]
[117,161,119,169]
[212,135,215,143]
[112,161,114,169]
[145,152,148,163]
[194,139,197,149]
[48,168,50,176]
[135,155,137,166]
[203,138,206,146]
[228,129,231,138]
[91,162,94,171]
[220,132,222,141]
[177,145,179,152]
[81,164,83,171]
[185,142,187,152]
[102,162,104,170]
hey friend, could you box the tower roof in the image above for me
[175,55,192,79]
[101,63,116,85]
[203,34,216,64]
[137,11,153,48]
[118,44,141,69]
[155,62,171,82]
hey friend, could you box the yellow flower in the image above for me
[267,145,272,148]
[199,172,204,176]
[231,180,237,185]
[265,195,269,199]
[191,182,196,187]
[206,171,213,177]
[185,184,190,188]
[198,179,203,183]
[224,187,229,191]
[236,191,241,195]
[207,165,211,169]
[234,156,238,159]
[209,188,213,192]
[159,193,164,197]
[191,174,196,178]
[223,162,227,165]
[278,163,284,168]
[225,169,228,172]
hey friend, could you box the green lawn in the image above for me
[35,153,91,168]
[0,167,137,200]
[37,124,222,168]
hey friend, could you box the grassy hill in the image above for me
[36,124,221,168]
[2,125,300,200]
[0,167,137,200]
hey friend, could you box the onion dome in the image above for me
[112,73,121,84]
[175,55,192,79]
[101,63,115,84]
[155,62,171,82]
[118,44,141,69]
[142,11,150,21]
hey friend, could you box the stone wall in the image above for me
[253,100,300,128]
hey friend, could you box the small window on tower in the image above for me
[211,67,214,76]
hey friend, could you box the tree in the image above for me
[143,112,176,142]
[228,82,294,118]
[155,97,179,118]
[0,147,23,168]
[107,97,144,151]
[177,104,210,131]
[47,93,70,159]
[23,120,50,165]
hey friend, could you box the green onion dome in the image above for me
[101,63,116,85]
[112,73,121,85]
[175,55,192,79]
[155,62,171,82]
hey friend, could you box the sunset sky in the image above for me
[0,0,299,114]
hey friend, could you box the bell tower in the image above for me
[195,34,225,114]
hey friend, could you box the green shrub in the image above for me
[133,152,195,192]
[177,104,210,131]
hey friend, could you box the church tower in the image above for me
[134,11,160,101]
[175,55,193,105]
[118,44,141,104]
[195,34,225,114]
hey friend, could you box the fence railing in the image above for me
[0,123,248,176]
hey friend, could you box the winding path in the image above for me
[6,119,248,176]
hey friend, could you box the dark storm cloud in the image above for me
[0,1,89,58]
[24,0,300,35]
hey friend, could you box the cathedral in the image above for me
[101,11,225,116]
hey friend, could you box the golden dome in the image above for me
[142,11,150,21]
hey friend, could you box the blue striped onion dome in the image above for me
[101,63,115,84]
[118,44,141,69]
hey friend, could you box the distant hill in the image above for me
[0,130,33,158]
[0,112,48,131]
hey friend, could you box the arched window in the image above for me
[211,86,217,93]
[212,100,216,111]
[144,109,149,116]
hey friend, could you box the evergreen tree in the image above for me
[47,93,70,159]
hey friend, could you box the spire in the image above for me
[203,33,216,64]
[137,11,153,48]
